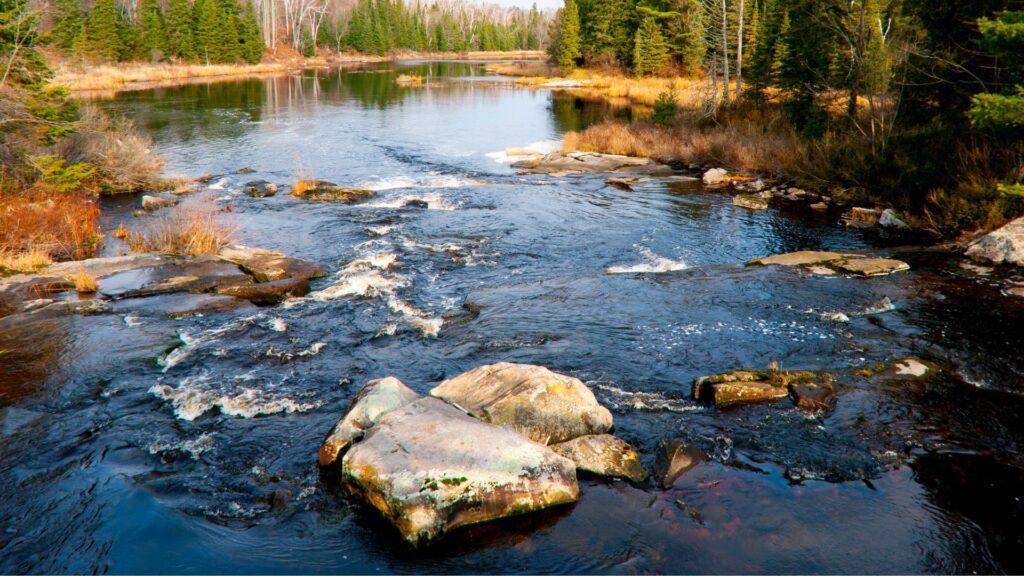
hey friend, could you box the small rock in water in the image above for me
[894,359,929,377]
[292,181,376,203]
[654,440,706,489]
[693,369,813,408]
[834,258,910,277]
[218,245,328,283]
[550,434,646,483]
[748,251,849,267]
[428,362,613,445]
[820,311,850,323]
[318,377,420,467]
[235,166,256,174]
[733,193,770,211]
[809,202,829,212]
[788,380,837,411]
[244,180,279,198]
[141,195,177,210]
[703,168,729,185]
[879,208,910,230]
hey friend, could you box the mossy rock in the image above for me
[292,180,376,203]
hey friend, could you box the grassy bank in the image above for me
[50,50,546,93]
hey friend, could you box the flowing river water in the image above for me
[2,61,1024,573]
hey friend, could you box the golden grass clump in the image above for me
[128,199,235,256]
[0,248,53,274]
[0,192,102,261]
[50,62,289,92]
[68,267,98,293]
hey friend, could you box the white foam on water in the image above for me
[359,175,489,191]
[207,178,229,190]
[863,297,896,315]
[357,193,460,211]
[606,247,688,274]
[595,383,700,413]
[148,433,216,460]
[150,376,321,421]
[263,342,326,361]
[367,224,398,236]
[386,295,443,338]
[123,314,143,327]
[158,315,262,372]
[266,318,288,333]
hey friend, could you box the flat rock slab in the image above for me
[217,245,327,283]
[319,377,421,467]
[748,251,850,267]
[965,216,1024,267]
[342,397,578,546]
[429,362,613,445]
[100,258,252,299]
[516,152,673,176]
[654,440,706,489]
[733,194,770,210]
[833,258,910,277]
[216,277,310,304]
[550,434,646,482]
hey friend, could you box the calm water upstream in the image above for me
[2,61,1024,574]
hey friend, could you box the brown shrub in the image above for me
[0,191,102,260]
[57,105,164,192]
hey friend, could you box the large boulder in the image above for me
[966,216,1024,267]
[429,362,613,445]
[514,152,673,177]
[550,434,646,482]
[217,245,327,283]
[341,397,579,546]
[318,377,420,467]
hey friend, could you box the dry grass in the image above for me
[0,191,103,261]
[127,198,235,256]
[51,62,289,92]
[563,111,808,177]
[0,248,53,274]
[485,61,558,78]
[57,105,164,193]
[67,267,97,293]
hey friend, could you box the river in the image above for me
[2,61,1023,573]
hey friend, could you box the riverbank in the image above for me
[50,50,546,93]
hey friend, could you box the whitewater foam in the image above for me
[595,383,700,413]
[606,247,689,274]
[150,376,321,421]
[486,140,560,164]
[357,193,460,211]
[359,174,489,191]
[148,433,216,460]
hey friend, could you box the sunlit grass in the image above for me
[127,198,235,257]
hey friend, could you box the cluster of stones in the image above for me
[317,363,650,546]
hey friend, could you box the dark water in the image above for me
[3,62,1024,574]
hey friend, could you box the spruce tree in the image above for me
[192,0,221,63]
[86,0,128,61]
[238,0,263,64]
[50,0,85,50]
[217,0,241,62]
[137,0,169,61]
[969,12,1024,128]
[558,0,581,72]
[166,0,195,61]
[633,16,669,77]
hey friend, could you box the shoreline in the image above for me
[49,50,546,94]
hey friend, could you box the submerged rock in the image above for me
[748,251,849,267]
[788,380,837,410]
[733,193,770,211]
[292,181,376,203]
[607,177,638,191]
[654,440,705,489]
[893,358,930,377]
[429,362,613,445]
[216,277,310,304]
[514,152,673,177]
[341,397,579,546]
[244,180,279,198]
[550,434,646,482]
[833,258,910,277]
[692,370,792,407]
[966,216,1024,267]
[318,377,421,467]
[217,245,327,283]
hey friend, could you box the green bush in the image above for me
[651,90,678,127]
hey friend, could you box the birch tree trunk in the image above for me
[736,0,744,100]
[720,0,730,104]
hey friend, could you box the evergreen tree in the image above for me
[136,0,169,61]
[633,16,669,77]
[1,0,49,86]
[192,0,221,63]
[969,12,1024,128]
[166,0,195,61]
[558,0,581,72]
[49,0,84,49]
[86,0,128,61]
[217,0,241,62]
[238,0,262,63]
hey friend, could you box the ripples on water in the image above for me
[2,62,1024,573]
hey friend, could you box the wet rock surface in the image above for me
[514,152,673,177]
[217,245,328,283]
[291,181,377,203]
[140,195,178,210]
[318,377,420,467]
[966,216,1024,267]
[341,397,579,546]
[749,251,911,277]
[216,277,310,304]
[654,440,706,489]
[244,180,279,198]
[549,434,646,482]
[789,380,838,410]
[429,362,613,445]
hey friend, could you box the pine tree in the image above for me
[166,0,194,61]
[216,0,241,62]
[633,16,669,77]
[49,0,84,50]
[192,0,221,63]
[136,0,169,61]
[558,0,581,72]
[238,0,263,64]
[969,11,1024,128]
[86,0,128,61]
